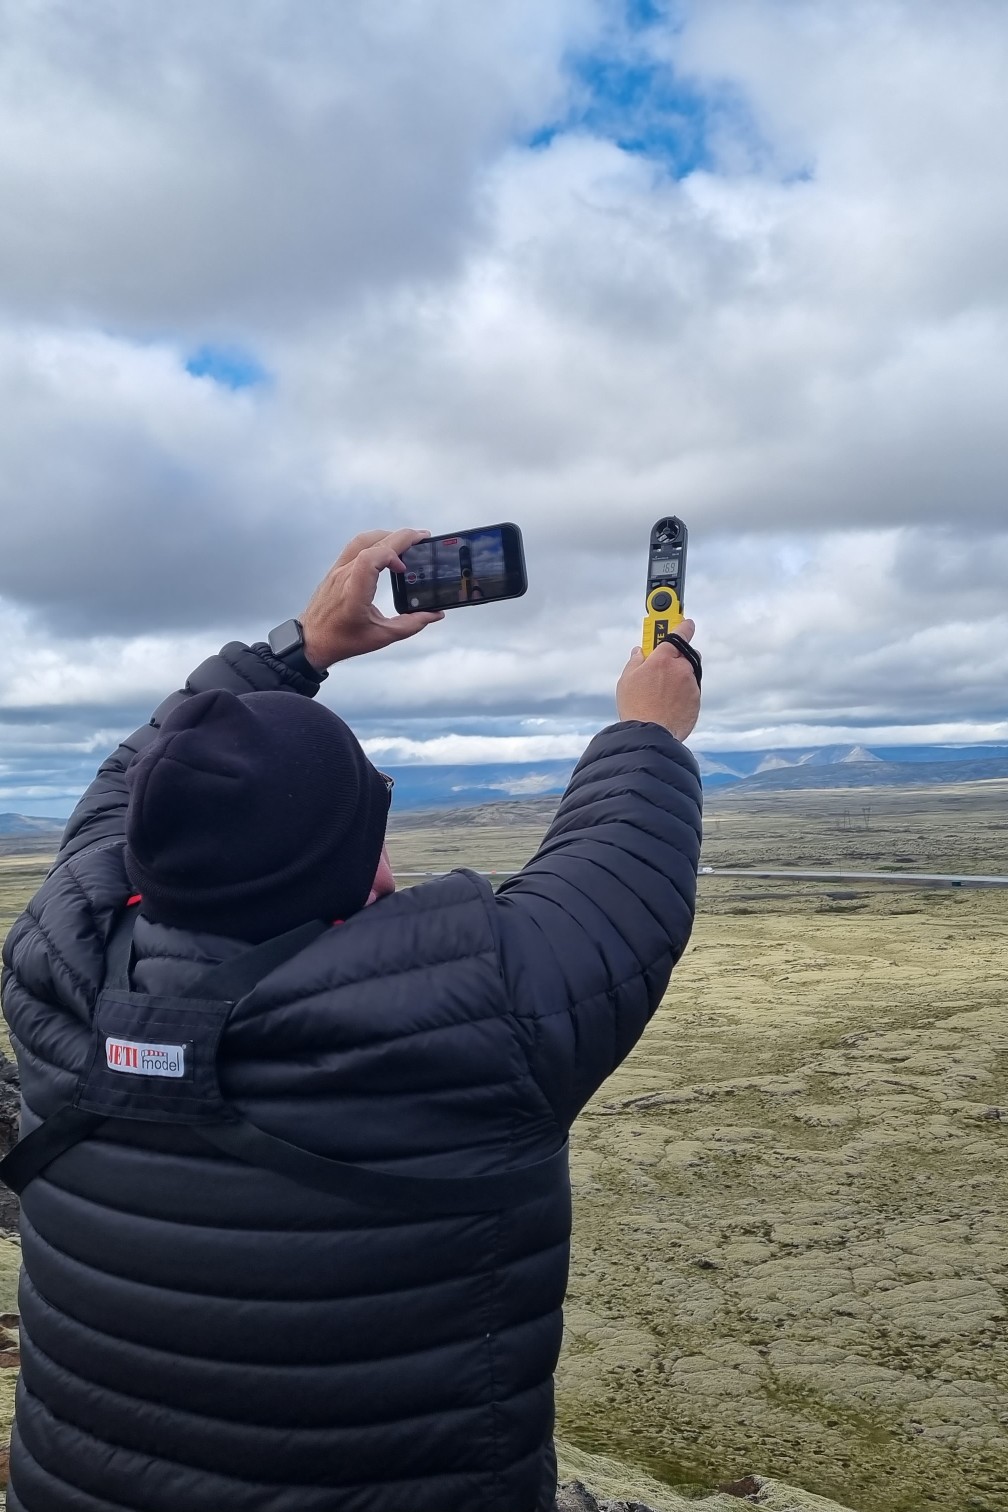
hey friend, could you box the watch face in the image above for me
[269,619,303,658]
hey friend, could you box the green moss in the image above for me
[0,1240,19,1317]
[2,793,1007,1512]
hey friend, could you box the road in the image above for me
[397,868,1008,889]
[698,867,1008,888]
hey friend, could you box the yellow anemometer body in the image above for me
[642,585,684,657]
[641,517,688,657]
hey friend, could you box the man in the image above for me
[1,527,702,1512]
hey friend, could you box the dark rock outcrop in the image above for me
[0,1053,20,1233]
[556,1482,662,1512]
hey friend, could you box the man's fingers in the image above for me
[336,527,431,571]
[333,530,392,568]
[382,527,432,558]
[359,532,431,582]
[385,610,445,639]
[354,543,403,591]
[651,621,696,655]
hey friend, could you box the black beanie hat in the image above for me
[125,689,390,943]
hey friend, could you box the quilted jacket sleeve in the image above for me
[493,720,702,1130]
[53,642,321,868]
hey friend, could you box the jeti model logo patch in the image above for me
[105,1036,187,1079]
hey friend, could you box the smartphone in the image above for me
[391,523,528,613]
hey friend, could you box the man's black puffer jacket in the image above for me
[1,642,702,1512]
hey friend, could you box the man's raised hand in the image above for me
[301,529,444,668]
[615,620,701,742]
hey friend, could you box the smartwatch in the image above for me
[267,619,328,682]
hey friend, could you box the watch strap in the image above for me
[266,620,328,683]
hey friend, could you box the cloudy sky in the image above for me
[1,0,1007,814]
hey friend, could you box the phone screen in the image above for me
[394,524,526,612]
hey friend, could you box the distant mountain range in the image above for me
[0,813,64,837]
[3,743,1007,832]
[711,754,1008,793]
[382,743,1008,809]
[693,742,1008,790]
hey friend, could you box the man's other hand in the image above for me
[301,529,445,668]
[615,621,701,741]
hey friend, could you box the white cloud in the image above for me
[482,771,574,795]
[362,732,591,765]
[0,0,598,334]
[698,721,1008,751]
[2,0,1008,804]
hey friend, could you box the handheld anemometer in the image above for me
[641,516,701,686]
[642,516,687,654]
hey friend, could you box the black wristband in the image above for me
[284,642,328,682]
[667,633,702,688]
[267,620,329,683]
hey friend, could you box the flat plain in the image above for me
[391,782,1008,1511]
[0,781,1005,1510]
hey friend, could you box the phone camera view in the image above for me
[398,528,521,611]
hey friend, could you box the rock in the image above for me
[556,1483,602,1511]
[598,1502,660,1511]
[602,1503,662,1511]
[553,1479,857,1512]
[0,1053,20,1235]
[0,1054,19,1147]
[556,1490,658,1512]
[554,1441,863,1512]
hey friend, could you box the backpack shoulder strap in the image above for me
[0,1106,103,1196]
[101,906,329,1001]
[198,1120,569,1215]
[187,920,329,1002]
[101,902,140,991]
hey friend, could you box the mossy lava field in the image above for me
[2,781,1006,1510]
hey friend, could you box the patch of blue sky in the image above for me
[185,344,271,390]
[528,3,774,181]
[624,0,667,28]
[575,53,715,176]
